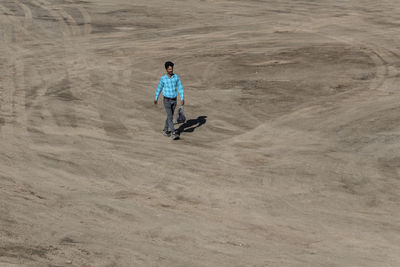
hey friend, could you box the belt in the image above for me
[163,96,177,100]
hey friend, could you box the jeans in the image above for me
[163,97,177,134]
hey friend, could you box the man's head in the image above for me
[165,61,174,76]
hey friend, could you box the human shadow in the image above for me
[176,116,207,135]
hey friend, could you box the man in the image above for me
[154,61,185,140]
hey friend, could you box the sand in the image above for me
[1,0,400,266]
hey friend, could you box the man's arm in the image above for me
[176,75,184,105]
[154,77,163,104]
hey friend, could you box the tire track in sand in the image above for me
[301,17,400,94]
[15,0,33,29]
[25,0,89,132]
[76,5,92,35]
[0,1,57,140]
[0,4,29,140]
[25,0,131,143]
[26,0,112,144]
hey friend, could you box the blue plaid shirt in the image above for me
[155,74,184,100]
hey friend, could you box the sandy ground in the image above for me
[1,0,400,266]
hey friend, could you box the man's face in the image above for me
[166,66,173,76]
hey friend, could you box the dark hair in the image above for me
[165,61,174,69]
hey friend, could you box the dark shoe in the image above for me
[162,130,171,137]
[171,132,179,140]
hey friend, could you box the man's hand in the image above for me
[154,100,157,105]
[181,100,184,106]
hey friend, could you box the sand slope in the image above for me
[1,0,400,266]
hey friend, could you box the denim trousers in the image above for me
[163,97,177,133]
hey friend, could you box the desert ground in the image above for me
[1,0,400,266]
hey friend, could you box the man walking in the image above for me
[154,61,185,140]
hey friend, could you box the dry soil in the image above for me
[1,0,400,266]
